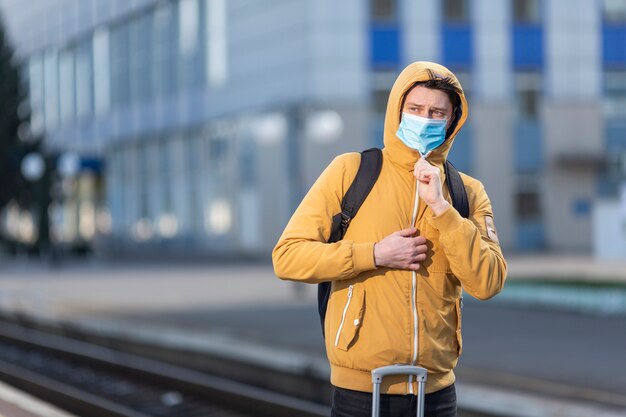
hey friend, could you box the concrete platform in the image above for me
[0,258,625,417]
[506,254,626,283]
[0,381,76,417]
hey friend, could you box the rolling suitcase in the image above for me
[371,365,428,417]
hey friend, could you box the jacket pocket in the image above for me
[455,296,463,356]
[334,284,365,351]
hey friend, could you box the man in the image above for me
[272,61,507,417]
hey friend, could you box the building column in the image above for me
[471,0,515,252]
[400,0,440,64]
[544,0,602,252]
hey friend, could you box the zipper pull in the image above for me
[347,285,353,298]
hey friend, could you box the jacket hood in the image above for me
[383,61,468,172]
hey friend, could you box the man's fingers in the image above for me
[414,158,432,176]
[411,236,427,245]
[415,244,428,254]
[408,262,421,271]
[410,247,426,261]
[397,227,417,237]
[409,249,427,260]
[416,157,431,168]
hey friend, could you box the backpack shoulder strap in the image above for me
[319,148,382,338]
[444,160,470,219]
[327,148,383,243]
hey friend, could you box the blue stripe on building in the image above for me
[514,121,543,172]
[442,23,473,69]
[603,24,626,67]
[513,24,543,69]
[370,22,401,69]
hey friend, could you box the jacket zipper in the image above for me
[408,180,420,394]
[334,285,354,347]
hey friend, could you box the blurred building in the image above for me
[0,0,625,257]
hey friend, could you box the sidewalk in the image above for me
[506,254,626,283]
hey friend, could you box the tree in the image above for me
[0,13,42,249]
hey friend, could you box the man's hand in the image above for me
[374,228,428,271]
[414,158,450,216]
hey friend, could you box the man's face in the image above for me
[402,86,455,130]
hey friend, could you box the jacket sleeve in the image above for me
[272,154,377,284]
[425,180,507,300]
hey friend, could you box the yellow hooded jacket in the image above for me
[272,61,507,395]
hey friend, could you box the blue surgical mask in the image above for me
[396,113,447,157]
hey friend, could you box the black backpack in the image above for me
[317,147,470,337]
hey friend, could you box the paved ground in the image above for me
[0,381,76,417]
[0,258,625,415]
[111,299,626,399]
[505,254,626,283]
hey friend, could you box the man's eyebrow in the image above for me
[404,102,448,112]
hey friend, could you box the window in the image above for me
[604,71,626,119]
[93,27,111,115]
[239,135,258,188]
[28,55,45,136]
[372,0,396,20]
[124,144,141,229]
[515,72,541,120]
[515,174,543,221]
[110,22,130,107]
[129,13,152,103]
[144,140,161,221]
[152,2,178,98]
[185,132,203,234]
[138,142,149,219]
[516,191,541,220]
[75,40,94,120]
[178,0,204,91]
[159,139,172,213]
[205,0,227,88]
[43,49,59,131]
[58,48,76,125]
[371,71,396,115]
[179,0,200,57]
[443,0,469,22]
[513,0,541,23]
[170,136,188,233]
[604,0,626,22]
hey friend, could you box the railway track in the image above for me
[0,322,329,417]
[0,316,532,417]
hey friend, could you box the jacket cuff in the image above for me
[427,204,463,232]
[352,242,377,274]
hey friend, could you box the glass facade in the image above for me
[27,0,230,137]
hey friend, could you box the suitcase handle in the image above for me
[371,365,428,417]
